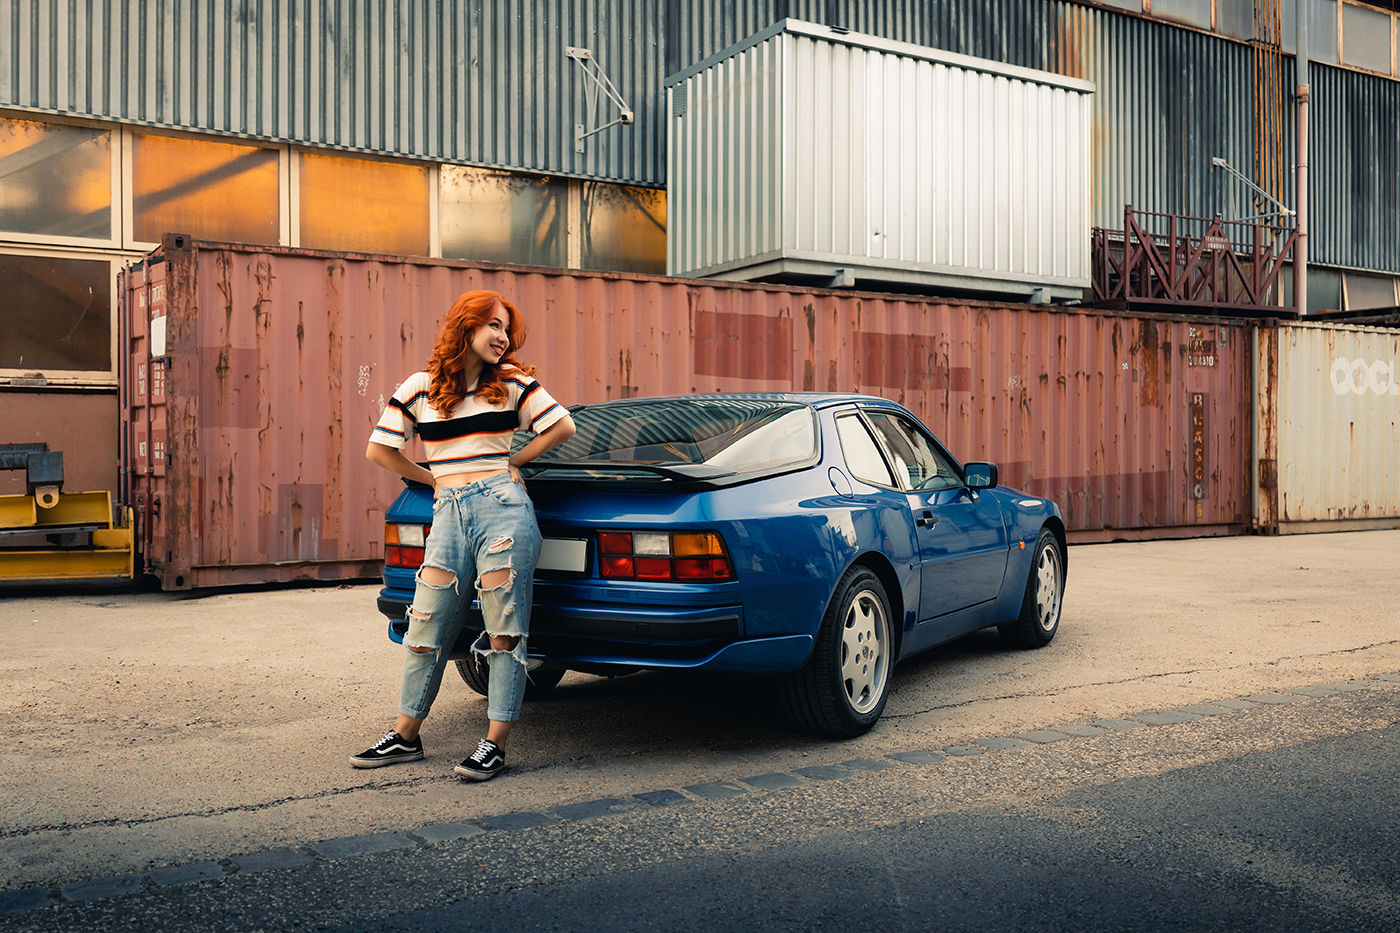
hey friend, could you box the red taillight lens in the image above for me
[597,531,734,582]
[598,532,633,555]
[600,555,634,577]
[384,524,429,568]
[634,557,672,580]
[675,557,733,580]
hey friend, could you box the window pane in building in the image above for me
[0,118,111,239]
[1341,3,1393,73]
[440,166,566,266]
[1216,0,1256,40]
[1343,271,1399,311]
[299,152,429,255]
[0,253,111,372]
[1151,0,1211,29]
[1282,0,1340,64]
[132,134,279,244]
[580,183,666,274]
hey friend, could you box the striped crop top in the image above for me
[370,369,567,479]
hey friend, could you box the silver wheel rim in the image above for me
[840,588,890,715]
[1034,543,1062,632]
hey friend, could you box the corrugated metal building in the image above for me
[2,0,1398,538]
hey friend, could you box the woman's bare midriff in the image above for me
[434,468,509,489]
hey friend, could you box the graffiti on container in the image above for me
[1330,358,1400,397]
[1190,393,1207,512]
[356,364,374,397]
[1187,326,1217,367]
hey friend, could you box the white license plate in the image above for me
[538,537,587,573]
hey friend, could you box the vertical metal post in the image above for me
[1294,0,1310,316]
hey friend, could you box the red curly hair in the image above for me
[426,290,537,414]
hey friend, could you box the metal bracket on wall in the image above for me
[1211,157,1294,224]
[567,46,634,154]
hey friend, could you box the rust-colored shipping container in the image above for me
[121,237,1254,589]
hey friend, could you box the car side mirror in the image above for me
[964,462,998,490]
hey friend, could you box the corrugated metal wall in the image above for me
[3,0,1395,272]
[0,0,664,184]
[1310,66,1400,274]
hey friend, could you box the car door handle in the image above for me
[917,510,940,528]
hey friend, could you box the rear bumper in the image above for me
[376,586,813,674]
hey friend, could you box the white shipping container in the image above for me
[1264,322,1400,530]
[666,20,1095,299]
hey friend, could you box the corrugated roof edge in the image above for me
[663,18,1096,94]
[152,235,1261,329]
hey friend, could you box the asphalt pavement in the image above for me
[1,528,1398,930]
[2,679,1396,931]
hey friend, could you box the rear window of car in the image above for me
[532,398,817,476]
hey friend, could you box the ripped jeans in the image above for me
[399,472,542,723]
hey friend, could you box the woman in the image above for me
[352,289,575,781]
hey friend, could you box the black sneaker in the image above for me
[350,730,424,768]
[454,738,505,781]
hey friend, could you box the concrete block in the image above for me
[740,772,805,790]
[791,765,848,781]
[633,789,691,808]
[231,848,314,874]
[148,861,226,886]
[552,797,642,821]
[59,875,142,903]
[311,832,416,860]
[410,822,485,844]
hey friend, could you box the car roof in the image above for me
[574,392,899,411]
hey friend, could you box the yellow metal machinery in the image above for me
[0,444,134,586]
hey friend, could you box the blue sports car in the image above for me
[377,393,1066,738]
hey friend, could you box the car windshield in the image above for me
[530,398,817,476]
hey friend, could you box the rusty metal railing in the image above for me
[1091,206,1298,314]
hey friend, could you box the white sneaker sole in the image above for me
[350,750,424,769]
[453,763,504,781]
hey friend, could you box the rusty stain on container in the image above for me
[122,238,1263,589]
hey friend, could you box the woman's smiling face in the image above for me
[470,302,512,365]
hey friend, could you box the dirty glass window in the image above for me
[835,414,894,488]
[1215,0,1257,40]
[299,152,429,255]
[0,253,112,372]
[1283,0,1340,64]
[1151,0,1211,29]
[1343,271,1399,310]
[538,399,814,473]
[132,134,279,244]
[440,165,566,266]
[1341,3,1393,73]
[0,118,112,240]
[864,412,961,492]
[580,183,666,274]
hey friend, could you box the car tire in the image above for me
[453,656,567,699]
[782,565,893,738]
[998,528,1064,649]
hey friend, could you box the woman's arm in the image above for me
[507,414,576,483]
[366,442,436,489]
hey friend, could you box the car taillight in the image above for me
[385,523,430,568]
[598,531,734,582]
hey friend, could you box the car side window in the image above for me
[835,414,894,487]
[864,412,961,492]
